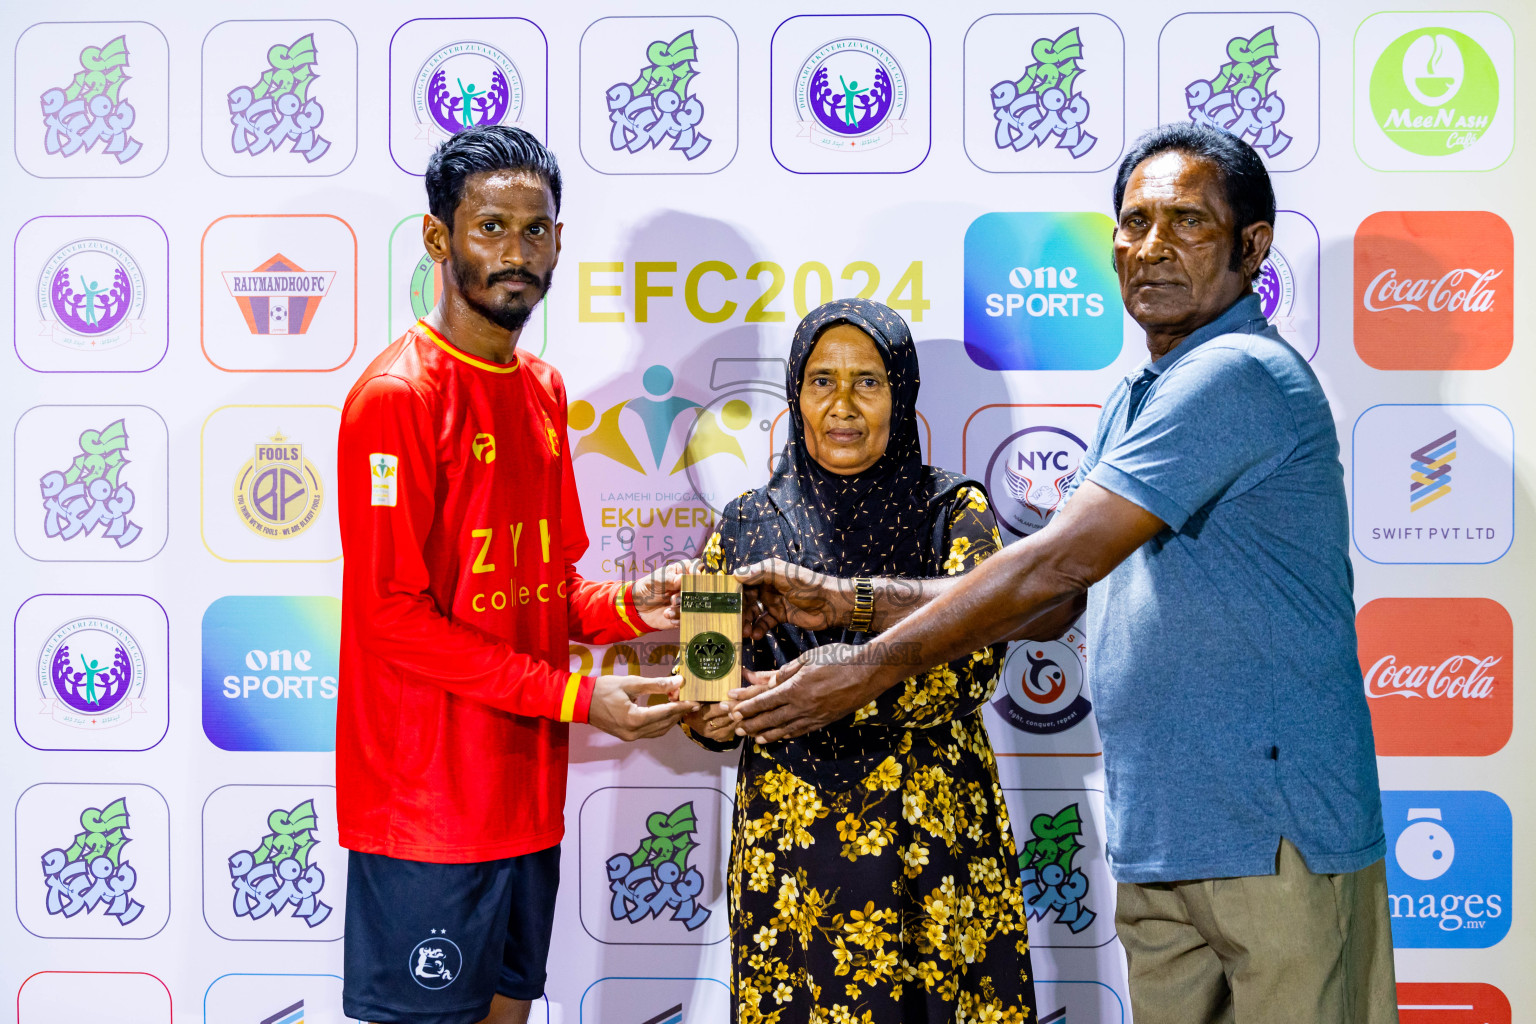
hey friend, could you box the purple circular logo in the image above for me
[796,39,906,146]
[414,42,523,139]
[38,617,143,719]
[1255,245,1294,322]
[37,238,144,350]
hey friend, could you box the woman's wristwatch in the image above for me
[849,576,875,633]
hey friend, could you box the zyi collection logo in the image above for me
[201,786,344,941]
[1158,13,1320,171]
[580,17,738,175]
[14,22,170,178]
[202,595,340,752]
[963,212,1122,371]
[1351,404,1512,565]
[15,782,170,939]
[1354,211,1512,370]
[202,20,357,177]
[1000,788,1115,947]
[389,18,548,176]
[14,406,169,562]
[201,214,357,371]
[1355,13,1514,171]
[200,405,341,563]
[771,15,930,174]
[1383,791,1511,947]
[15,215,169,373]
[964,14,1125,173]
[14,594,169,752]
[1357,598,1512,757]
[578,787,729,945]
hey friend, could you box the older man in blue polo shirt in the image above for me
[727,122,1397,1024]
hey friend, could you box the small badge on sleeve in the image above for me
[370,453,399,506]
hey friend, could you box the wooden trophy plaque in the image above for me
[679,575,742,703]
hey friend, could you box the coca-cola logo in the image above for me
[1365,654,1499,700]
[1362,267,1500,313]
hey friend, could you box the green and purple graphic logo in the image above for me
[202,596,340,751]
[964,212,1120,371]
[606,30,711,160]
[41,797,144,925]
[40,36,142,163]
[228,799,332,927]
[229,35,330,161]
[992,28,1097,158]
[1370,28,1499,156]
[606,801,711,931]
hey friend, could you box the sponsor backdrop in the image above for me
[1,1,1529,1021]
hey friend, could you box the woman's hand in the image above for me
[734,558,850,638]
[682,700,738,744]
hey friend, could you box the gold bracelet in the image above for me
[849,576,875,633]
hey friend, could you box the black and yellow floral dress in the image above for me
[691,481,1036,1024]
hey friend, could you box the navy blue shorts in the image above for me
[341,844,560,1024]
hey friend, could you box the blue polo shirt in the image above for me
[1071,293,1384,883]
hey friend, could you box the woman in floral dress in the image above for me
[683,298,1035,1024]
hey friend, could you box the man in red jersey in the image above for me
[337,126,696,1024]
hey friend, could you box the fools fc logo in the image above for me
[235,431,323,539]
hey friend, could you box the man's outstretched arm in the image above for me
[729,481,1166,743]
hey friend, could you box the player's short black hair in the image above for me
[1113,122,1275,273]
[425,125,562,231]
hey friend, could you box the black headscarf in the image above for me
[721,298,977,668]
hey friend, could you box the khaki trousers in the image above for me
[1114,839,1398,1024]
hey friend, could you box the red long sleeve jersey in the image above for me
[336,321,648,862]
